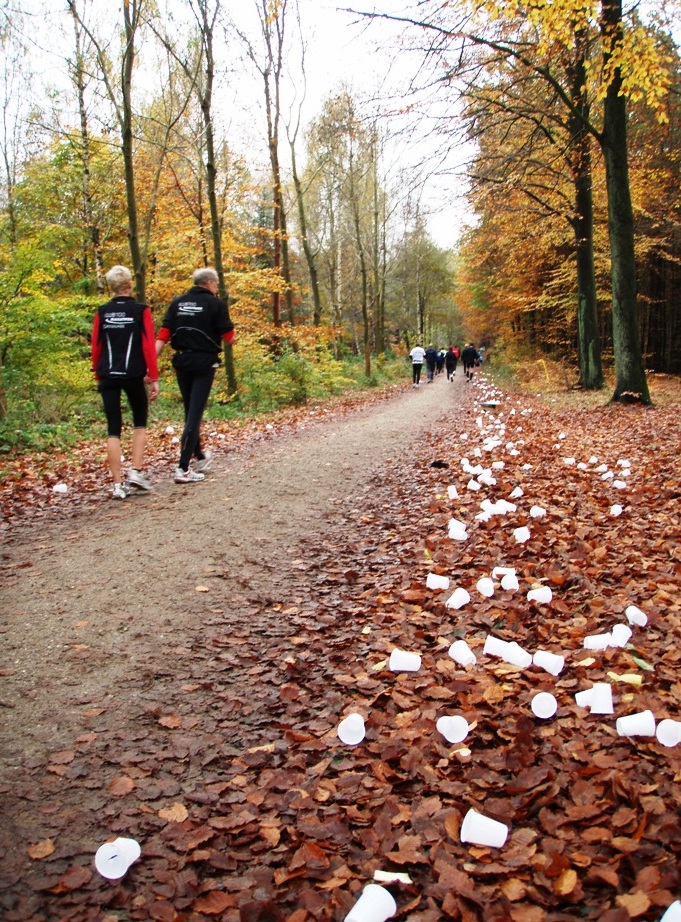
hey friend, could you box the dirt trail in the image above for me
[0,376,458,782]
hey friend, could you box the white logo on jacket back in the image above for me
[177,301,203,314]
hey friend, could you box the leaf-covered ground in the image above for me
[0,373,679,922]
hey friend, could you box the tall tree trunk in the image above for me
[69,6,105,294]
[121,1,144,300]
[569,33,603,389]
[290,140,322,324]
[600,0,651,404]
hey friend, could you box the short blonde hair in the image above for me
[106,265,133,294]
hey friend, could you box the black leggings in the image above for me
[412,363,423,384]
[99,377,148,438]
[175,366,216,470]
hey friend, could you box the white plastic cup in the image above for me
[389,648,421,672]
[583,632,612,650]
[610,504,623,516]
[447,485,459,499]
[660,901,681,922]
[500,572,519,591]
[513,526,530,543]
[467,479,481,492]
[509,487,523,499]
[338,713,366,746]
[616,710,656,737]
[530,505,546,518]
[533,650,565,676]
[575,689,593,708]
[589,683,614,715]
[610,623,633,647]
[502,642,533,669]
[436,715,470,744]
[448,640,477,666]
[476,577,495,598]
[531,692,558,719]
[95,837,141,880]
[492,566,515,579]
[527,586,552,604]
[483,635,512,658]
[448,522,468,541]
[656,719,681,748]
[460,808,509,848]
[446,587,471,610]
[344,883,397,922]
[625,605,648,627]
[426,573,450,591]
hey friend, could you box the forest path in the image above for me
[0,372,461,780]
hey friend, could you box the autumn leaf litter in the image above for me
[1,374,680,921]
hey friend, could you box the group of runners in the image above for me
[92,265,234,499]
[408,342,482,386]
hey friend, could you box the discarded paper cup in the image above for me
[625,605,648,627]
[476,577,495,598]
[437,715,470,744]
[426,573,450,591]
[610,504,623,516]
[589,683,614,715]
[513,526,530,543]
[344,883,397,922]
[610,623,633,647]
[447,485,459,499]
[95,837,141,880]
[493,566,515,579]
[483,635,512,658]
[446,587,471,610]
[448,640,477,666]
[500,572,519,591]
[460,808,509,848]
[616,709,656,737]
[503,642,533,669]
[533,650,565,676]
[527,586,552,604]
[656,719,681,748]
[583,632,612,650]
[530,505,546,518]
[389,648,421,672]
[338,713,366,746]
[575,689,593,708]
[448,522,468,541]
[660,901,681,922]
[531,692,558,719]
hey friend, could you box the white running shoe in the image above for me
[112,483,129,500]
[195,450,213,473]
[174,468,205,483]
[128,469,152,491]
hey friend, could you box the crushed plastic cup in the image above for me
[589,682,614,715]
[501,572,519,591]
[656,719,681,748]
[448,640,477,666]
[625,605,648,627]
[476,577,495,598]
[660,901,681,922]
[338,713,366,746]
[426,573,450,591]
[527,586,552,604]
[389,648,421,672]
[610,504,623,516]
[436,715,470,744]
[95,837,141,880]
[531,692,558,719]
[610,623,633,647]
[446,587,471,610]
[460,807,509,848]
[509,486,524,499]
[616,709,656,737]
[344,883,397,922]
[448,518,468,541]
[467,479,481,492]
[513,526,530,544]
[447,485,459,500]
[530,505,546,518]
[533,650,565,676]
[583,632,612,650]
[52,483,68,494]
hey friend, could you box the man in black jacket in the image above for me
[461,343,478,381]
[156,268,235,483]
